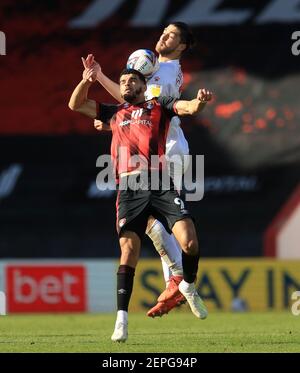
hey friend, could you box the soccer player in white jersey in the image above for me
[84,23,197,317]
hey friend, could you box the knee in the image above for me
[181,239,199,256]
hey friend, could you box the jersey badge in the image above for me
[146,102,154,110]
[149,84,162,98]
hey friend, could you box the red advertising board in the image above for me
[6,266,86,312]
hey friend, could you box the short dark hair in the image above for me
[170,22,196,52]
[119,68,146,84]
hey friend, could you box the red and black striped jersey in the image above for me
[97,97,178,181]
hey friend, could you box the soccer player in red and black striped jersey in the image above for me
[85,23,196,319]
[69,67,212,342]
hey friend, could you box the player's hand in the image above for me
[91,62,101,80]
[197,89,212,103]
[81,54,95,69]
[94,119,111,131]
[82,67,97,83]
[81,54,102,81]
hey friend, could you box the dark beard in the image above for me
[158,47,175,57]
[123,93,136,103]
[155,41,175,57]
[122,87,143,104]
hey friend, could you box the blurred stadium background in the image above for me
[0,0,300,318]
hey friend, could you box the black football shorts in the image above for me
[115,174,192,241]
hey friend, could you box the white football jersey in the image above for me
[145,59,182,100]
[145,60,189,177]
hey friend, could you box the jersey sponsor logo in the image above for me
[119,119,131,127]
[131,108,143,119]
[119,119,152,127]
[136,119,152,127]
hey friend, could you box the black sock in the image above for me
[182,251,200,283]
[117,265,135,311]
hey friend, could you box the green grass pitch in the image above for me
[0,312,299,352]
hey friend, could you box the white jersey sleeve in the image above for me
[146,60,189,181]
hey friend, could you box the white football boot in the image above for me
[111,321,128,342]
[179,280,208,319]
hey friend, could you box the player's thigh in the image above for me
[116,189,150,237]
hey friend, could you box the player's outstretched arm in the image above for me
[94,119,111,132]
[97,71,125,104]
[81,54,125,104]
[68,68,97,119]
[175,89,212,116]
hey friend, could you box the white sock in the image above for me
[161,258,172,287]
[179,279,196,293]
[116,310,128,325]
[147,220,183,283]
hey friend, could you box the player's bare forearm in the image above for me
[175,89,212,116]
[97,71,125,104]
[69,79,91,110]
[68,80,97,119]
[176,99,206,116]
[81,55,124,104]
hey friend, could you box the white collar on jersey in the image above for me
[159,59,180,65]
